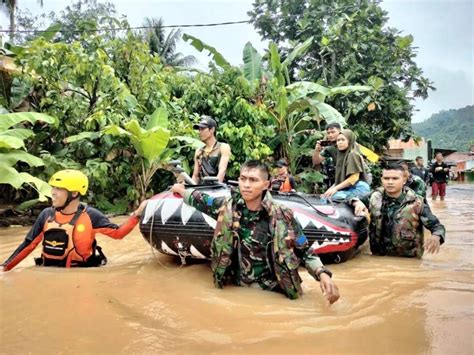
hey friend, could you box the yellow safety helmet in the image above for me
[49,169,89,195]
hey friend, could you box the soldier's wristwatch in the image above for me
[315,266,332,281]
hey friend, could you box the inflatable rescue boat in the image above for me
[139,184,368,264]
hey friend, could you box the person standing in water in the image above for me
[410,156,430,184]
[430,152,450,201]
[191,116,231,184]
[350,162,445,258]
[400,161,427,199]
[172,160,339,303]
[2,170,148,271]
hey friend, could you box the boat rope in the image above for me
[147,193,185,269]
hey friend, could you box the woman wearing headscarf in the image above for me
[323,129,371,200]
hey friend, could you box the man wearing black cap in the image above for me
[192,115,231,184]
[271,159,296,192]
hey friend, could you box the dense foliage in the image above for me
[249,0,435,150]
[1,0,434,213]
[412,105,474,152]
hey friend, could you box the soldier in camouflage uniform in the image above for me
[172,160,340,302]
[400,161,427,199]
[350,162,445,258]
[312,123,340,189]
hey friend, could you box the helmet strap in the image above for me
[55,191,80,211]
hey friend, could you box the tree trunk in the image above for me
[9,3,16,43]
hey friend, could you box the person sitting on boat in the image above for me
[270,159,296,192]
[171,160,339,303]
[322,129,370,200]
[350,162,445,258]
[191,115,231,184]
[2,170,148,271]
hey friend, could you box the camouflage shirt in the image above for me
[361,187,445,258]
[406,174,427,199]
[184,188,324,298]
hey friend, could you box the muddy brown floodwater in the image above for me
[1,184,473,354]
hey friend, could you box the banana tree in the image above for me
[264,43,372,175]
[102,106,202,202]
[0,111,58,208]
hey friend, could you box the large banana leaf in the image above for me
[328,85,372,96]
[38,23,62,42]
[0,165,51,200]
[287,81,330,102]
[0,135,24,149]
[0,112,58,130]
[282,37,313,68]
[275,86,288,117]
[106,120,171,164]
[9,78,30,109]
[0,150,44,167]
[286,98,312,116]
[242,42,262,82]
[3,128,35,140]
[309,99,346,126]
[147,106,168,130]
[65,131,102,143]
[183,34,230,69]
[172,135,205,149]
[269,43,285,87]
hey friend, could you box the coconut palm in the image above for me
[1,0,43,42]
[142,17,197,67]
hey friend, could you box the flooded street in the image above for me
[1,184,473,354]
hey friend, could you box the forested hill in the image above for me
[412,105,474,151]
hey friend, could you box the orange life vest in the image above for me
[280,177,293,192]
[41,205,104,267]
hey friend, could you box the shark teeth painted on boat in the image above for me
[161,199,182,224]
[202,214,217,229]
[190,245,207,259]
[311,237,351,250]
[142,199,165,224]
[180,203,196,225]
[161,240,178,255]
[293,212,313,229]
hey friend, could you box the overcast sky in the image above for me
[1,0,472,122]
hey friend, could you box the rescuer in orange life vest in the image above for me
[2,170,148,271]
[270,159,296,193]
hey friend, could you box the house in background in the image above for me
[387,138,429,162]
[445,145,474,182]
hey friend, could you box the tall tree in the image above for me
[142,17,197,67]
[1,0,43,42]
[49,0,123,43]
[249,0,435,149]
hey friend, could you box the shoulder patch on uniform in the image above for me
[296,234,308,246]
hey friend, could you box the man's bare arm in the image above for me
[216,143,231,182]
[191,150,201,184]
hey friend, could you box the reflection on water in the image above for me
[1,185,473,354]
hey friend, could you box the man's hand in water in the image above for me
[424,235,441,254]
[320,274,340,304]
[171,183,186,197]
